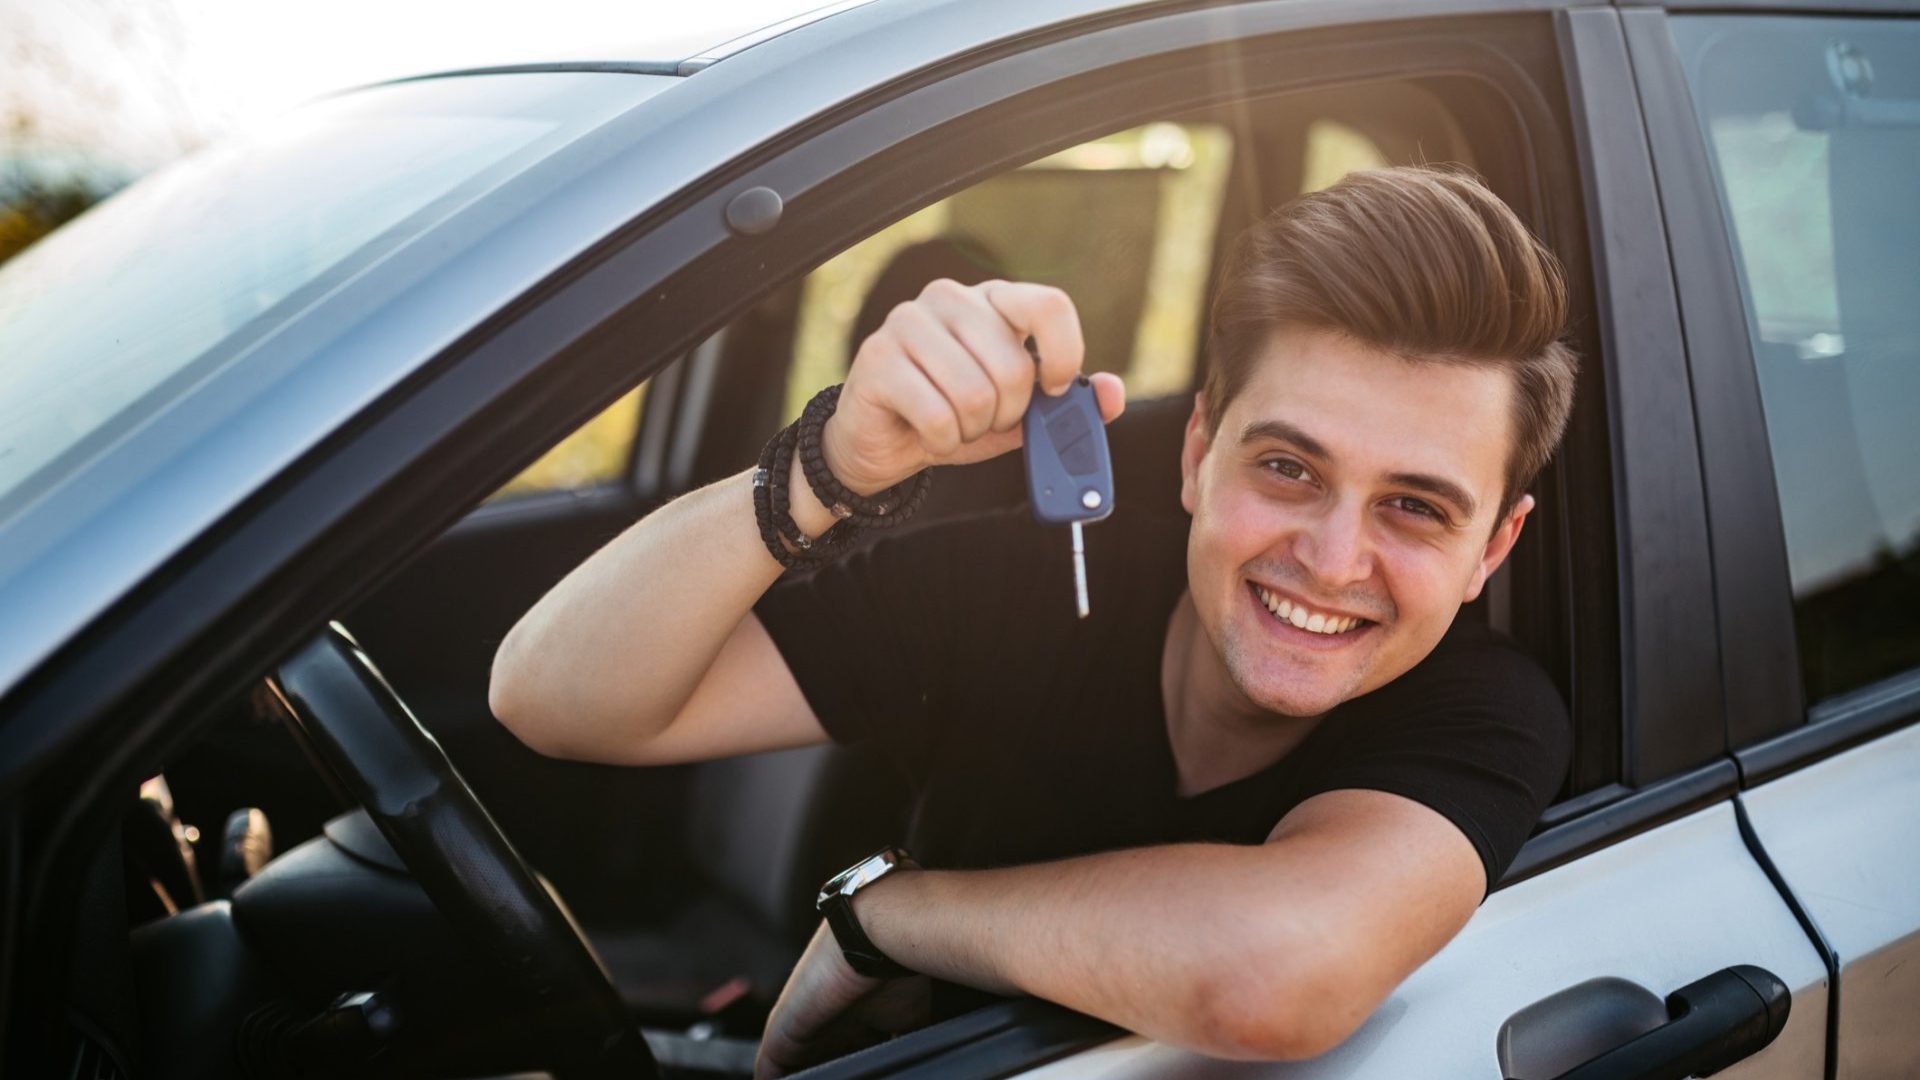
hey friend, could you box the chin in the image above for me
[1221,642,1370,718]
[1242,678,1355,719]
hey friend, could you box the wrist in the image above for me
[819,414,912,498]
[819,847,919,978]
[848,864,915,957]
[783,452,841,539]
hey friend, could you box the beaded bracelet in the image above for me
[752,420,859,572]
[794,384,932,529]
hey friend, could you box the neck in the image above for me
[1160,592,1325,797]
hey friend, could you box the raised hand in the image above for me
[819,279,1126,496]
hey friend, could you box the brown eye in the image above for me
[1264,458,1307,481]
[1390,496,1443,521]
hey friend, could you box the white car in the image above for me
[2,2,1915,1078]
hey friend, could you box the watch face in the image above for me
[818,848,907,908]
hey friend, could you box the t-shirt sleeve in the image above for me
[753,508,1048,775]
[1297,625,1572,894]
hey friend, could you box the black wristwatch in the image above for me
[817,847,918,978]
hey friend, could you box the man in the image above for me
[490,166,1576,1074]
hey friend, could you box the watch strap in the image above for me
[821,890,913,978]
[817,847,916,979]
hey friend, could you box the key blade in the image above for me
[1071,521,1090,619]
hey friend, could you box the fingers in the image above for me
[980,280,1085,395]
[885,298,1004,443]
[856,335,965,457]
[838,278,1090,475]
[916,280,1038,434]
[1089,371,1127,423]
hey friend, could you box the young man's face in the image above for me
[1179,326,1533,717]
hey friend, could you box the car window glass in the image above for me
[1674,15,1920,706]
[0,72,670,524]
[487,383,647,503]
[782,121,1236,420]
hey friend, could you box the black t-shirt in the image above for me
[755,506,1570,894]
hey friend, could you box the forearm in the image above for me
[854,845,1354,1060]
[489,453,838,759]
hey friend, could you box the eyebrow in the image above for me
[1239,419,1330,460]
[1238,418,1480,521]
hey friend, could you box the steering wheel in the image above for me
[270,622,658,1079]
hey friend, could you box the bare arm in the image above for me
[488,463,832,764]
[758,789,1484,1075]
[489,280,1123,765]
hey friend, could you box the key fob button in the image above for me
[1044,408,1099,476]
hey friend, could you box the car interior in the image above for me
[84,68,1615,1080]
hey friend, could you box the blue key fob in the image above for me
[1023,375,1115,527]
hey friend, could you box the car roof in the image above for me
[387,0,887,79]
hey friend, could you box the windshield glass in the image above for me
[0,72,665,520]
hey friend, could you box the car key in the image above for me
[1022,345,1115,619]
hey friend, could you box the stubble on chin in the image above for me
[1217,628,1373,719]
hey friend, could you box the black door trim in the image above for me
[1502,758,1738,886]
[1557,8,1724,785]
[1737,670,1920,786]
[1620,9,1806,758]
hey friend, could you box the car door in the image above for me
[369,3,1830,1076]
[1628,8,1920,1077]
[642,6,1833,1077]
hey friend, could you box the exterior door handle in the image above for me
[1507,965,1790,1080]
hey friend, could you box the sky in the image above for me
[2,0,839,169]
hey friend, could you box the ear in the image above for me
[1180,394,1212,514]
[1462,494,1533,603]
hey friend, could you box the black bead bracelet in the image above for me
[795,384,932,529]
[754,385,929,571]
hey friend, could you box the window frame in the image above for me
[1503,7,1744,884]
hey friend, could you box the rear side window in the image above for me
[1674,15,1920,706]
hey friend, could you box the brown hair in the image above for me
[1202,165,1578,517]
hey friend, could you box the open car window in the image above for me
[778,116,1397,421]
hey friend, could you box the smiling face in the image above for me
[1180,326,1533,718]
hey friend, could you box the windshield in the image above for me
[0,72,667,522]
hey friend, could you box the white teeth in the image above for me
[1254,583,1363,635]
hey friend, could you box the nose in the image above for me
[1290,499,1374,591]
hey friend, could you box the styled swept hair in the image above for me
[1202,166,1579,516]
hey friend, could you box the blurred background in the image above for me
[0,0,818,264]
